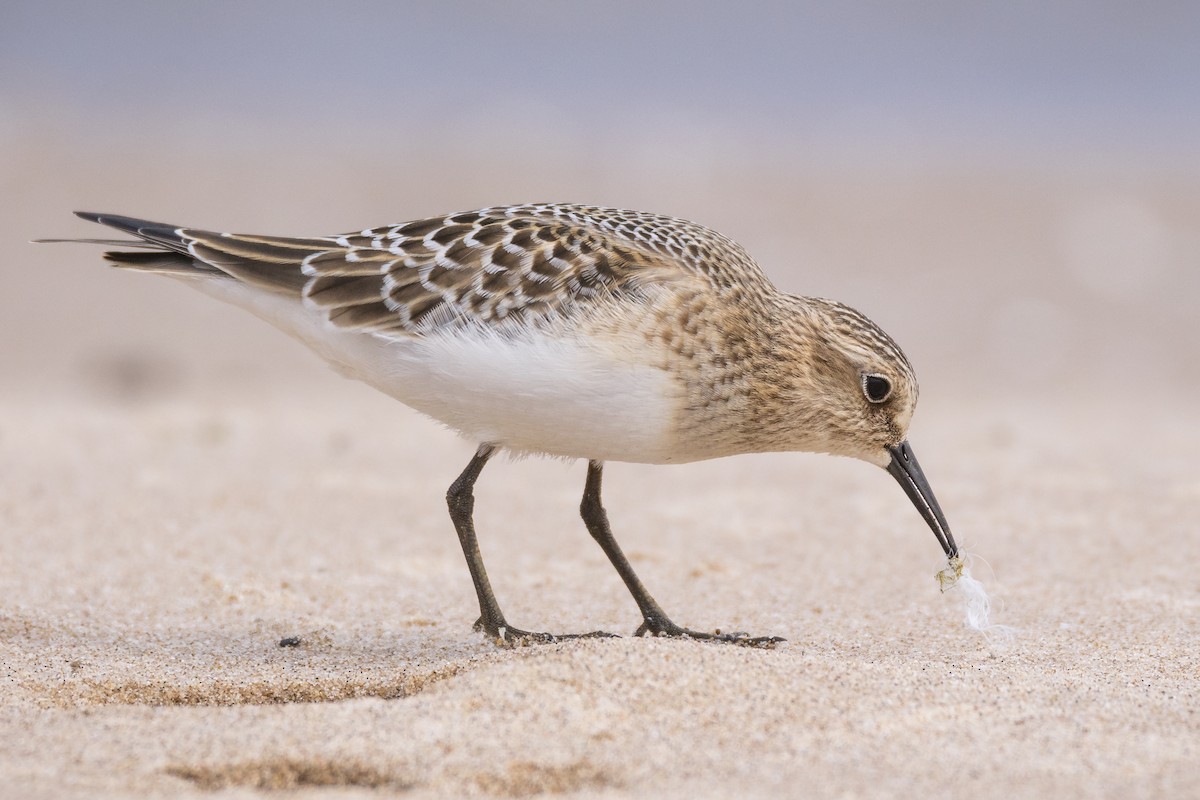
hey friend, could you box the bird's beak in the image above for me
[886,441,958,558]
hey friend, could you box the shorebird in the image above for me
[48,204,958,646]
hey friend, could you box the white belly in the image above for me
[184,276,682,463]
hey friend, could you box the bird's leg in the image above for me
[580,460,784,648]
[447,444,548,644]
[446,445,612,646]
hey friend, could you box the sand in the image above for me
[3,383,1198,799]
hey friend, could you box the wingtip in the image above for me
[73,211,183,237]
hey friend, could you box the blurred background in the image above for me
[2,0,1197,416]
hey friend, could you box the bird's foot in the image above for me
[473,616,617,647]
[634,617,785,648]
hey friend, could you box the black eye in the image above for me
[863,374,892,403]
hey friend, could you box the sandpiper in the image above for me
[49,204,958,646]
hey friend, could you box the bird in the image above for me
[45,204,958,647]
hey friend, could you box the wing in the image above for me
[78,204,773,337]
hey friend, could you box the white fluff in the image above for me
[936,553,1017,644]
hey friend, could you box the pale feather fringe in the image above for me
[936,551,1018,646]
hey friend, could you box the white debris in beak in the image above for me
[936,553,1016,644]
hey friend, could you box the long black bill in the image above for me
[886,441,958,558]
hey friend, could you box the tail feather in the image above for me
[55,212,227,279]
[101,250,214,276]
[43,212,296,294]
[33,237,163,248]
[66,212,317,296]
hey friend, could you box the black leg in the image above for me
[446,444,510,637]
[446,444,613,646]
[580,460,784,648]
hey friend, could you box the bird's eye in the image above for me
[863,374,892,403]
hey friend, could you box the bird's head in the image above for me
[786,298,958,558]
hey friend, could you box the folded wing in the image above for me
[75,204,769,337]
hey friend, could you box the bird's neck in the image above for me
[665,292,842,460]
